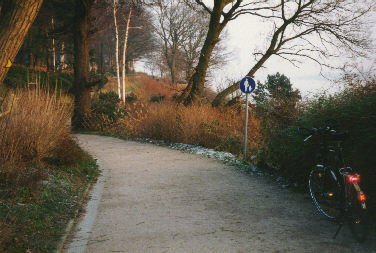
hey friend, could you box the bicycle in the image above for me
[299,122,369,242]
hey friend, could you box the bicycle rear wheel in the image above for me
[308,168,342,220]
[347,187,369,242]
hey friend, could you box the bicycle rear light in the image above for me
[357,193,366,202]
[346,174,360,184]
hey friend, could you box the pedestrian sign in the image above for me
[239,76,256,161]
[239,76,255,94]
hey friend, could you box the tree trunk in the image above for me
[126,60,135,74]
[99,42,104,73]
[51,17,56,72]
[178,1,225,105]
[113,0,121,99]
[121,3,132,103]
[0,0,43,84]
[46,46,50,71]
[61,42,65,69]
[29,53,34,67]
[170,50,176,85]
[72,0,94,129]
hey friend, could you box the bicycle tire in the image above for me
[347,187,369,242]
[308,168,342,220]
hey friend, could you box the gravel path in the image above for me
[64,134,375,253]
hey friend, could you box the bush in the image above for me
[85,91,126,131]
[126,92,138,102]
[150,94,165,103]
[0,89,71,167]
[259,81,376,207]
[92,91,125,120]
[4,66,73,92]
[112,102,261,157]
[45,137,86,166]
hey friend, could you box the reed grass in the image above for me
[0,88,71,168]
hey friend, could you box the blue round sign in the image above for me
[239,76,256,94]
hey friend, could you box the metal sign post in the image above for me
[243,92,249,160]
[239,76,256,161]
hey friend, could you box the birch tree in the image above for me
[113,0,121,98]
[121,1,133,102]
[121,0,143,102]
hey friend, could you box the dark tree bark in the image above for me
[0,0,43,84]
[169,48,177,85]
[178,0,242,105]
[99,42,104,73]
[72,0,95,129]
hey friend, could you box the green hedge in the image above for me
[4,66,73,92]
[258,82,376,204]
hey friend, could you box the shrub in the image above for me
[45,137,86,166]
[125,92,137,102]
[0,89,71,167]
[92,91,122,119]
[258,80,376,208]
[85,91,126,131]
[4,66,73,92]
[112,102,261,157]
[150,94,165,103]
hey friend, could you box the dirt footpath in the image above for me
[64,134,375,253]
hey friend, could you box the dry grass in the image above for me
[0,88,71,168]
[93,75,260,158]
[102,76,181,102]
[108,102,261,158]
[135,77,180,101]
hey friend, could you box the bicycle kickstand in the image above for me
[333,223,343,239]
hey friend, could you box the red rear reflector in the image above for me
[346,174,360,184]
[358,193,366,202]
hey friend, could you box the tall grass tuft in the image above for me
[0,88,71,168]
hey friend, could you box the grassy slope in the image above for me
[0,85,98,252]
[0,150,98,252]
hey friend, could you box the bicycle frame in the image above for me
[304,124,368,241]
[316,136,367,211]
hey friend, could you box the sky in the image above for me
[135,1,376,99]
[210,10,376,99]
[214,15,332,98]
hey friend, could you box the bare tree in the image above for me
[181,13,230,81]
[0,0,43,84]
[178,0,373,106]
[153,0,198,85]
[153,0,230,85]
[211,0,375,106]
[177,0,257,104]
